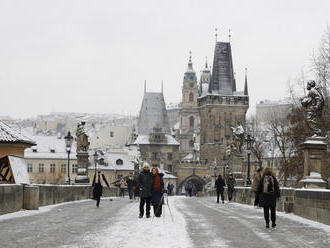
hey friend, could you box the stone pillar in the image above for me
[75,152,90,184]
[23,185,39,210]
[299,136,327,188]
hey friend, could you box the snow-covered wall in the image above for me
[207,187,330,226]
[0,184,118,215]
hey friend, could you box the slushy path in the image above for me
[1,196,330,248]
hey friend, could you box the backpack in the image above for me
[263,175,274,193]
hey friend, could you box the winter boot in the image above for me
[265,223,270,229]
[272,223,276,228]
[139,214,143,218]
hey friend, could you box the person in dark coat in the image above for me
[138,163,152,218]
[257,168,280,229]
[92,170,110,208]
[227,174,236,201]
[151,167,164,217]
[215,175,226,204]
[126,175,134,200]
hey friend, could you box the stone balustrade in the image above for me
[0,184,118,215]
[207,187,330,225]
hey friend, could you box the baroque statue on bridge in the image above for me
[301,80,324,137]
[76,121,90,152]
[231,124,245,154]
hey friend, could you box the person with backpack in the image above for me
[257,168,280,229]
[227,174,236,201]
[215,175,226,203]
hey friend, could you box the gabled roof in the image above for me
[0,121,35,145]
[137,92,170,135]
[209,42,235,95]
[24,135,76,159]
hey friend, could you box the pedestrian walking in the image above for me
[215,175,226,204]
[257,168,280,229]
[92,170,110,208]
[187,182,193,197]
[227,174,236,201]
[151,167,165,217]
[167,183,172,196]
[119,178,127,197]
[126,174,134,200]
[251,168,263,207]
[138,163,152,218]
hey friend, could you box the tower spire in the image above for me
[244,67,249,95]
[205,56,208,69]
[187,51,193,72]
[144,80,146,93]
[161,80,163,93]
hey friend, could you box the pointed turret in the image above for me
[209,42,235,95]
[244,68,248,95]
[144,80,146,93]
[200,56,211,96]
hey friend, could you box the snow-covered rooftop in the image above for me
[24,135,77,160]
[0,121,35,145]
[134,134,179,146]
[88,152,134,171]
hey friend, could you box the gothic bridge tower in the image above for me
[198,41,249,165]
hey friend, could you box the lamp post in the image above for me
[222,155,228,179]
[245,134,253,186]
[93,150,98,176]
[64,131,73,185]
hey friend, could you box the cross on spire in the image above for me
[229,29,231,43]
[215,28,218,42]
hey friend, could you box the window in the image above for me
[39,163,44,173]
[152,152,159,160]
[167,153,173,160]
[110,131,114,137]
[189,116,194,128]
[27,163,33,173]
[61,164,66,173]
[189,92,194,102]
[50,164,56,173]
[167,165,173,172]
[116,159,123,165]
[72,164,78,173]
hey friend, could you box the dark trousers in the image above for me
[254,192,260,206]
[216,190,224,203]
[153,205,162,217]
[120,188,125,197]
[128,189,133,200]
[263,206,276,224]
[95,196,101,207]
[139,197,151,217]
[228,187,234,201]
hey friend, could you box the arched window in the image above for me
[189,116,194,128]
[189,92,194,102]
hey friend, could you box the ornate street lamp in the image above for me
[245,134,253,186]
[93,150,98,177]
[64,131,73,184]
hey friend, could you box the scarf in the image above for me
[151,173,161,192]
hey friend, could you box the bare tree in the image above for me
[265,107,294,186]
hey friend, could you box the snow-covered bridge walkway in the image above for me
[1,196,330,248]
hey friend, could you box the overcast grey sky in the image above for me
[1,0,329,118]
